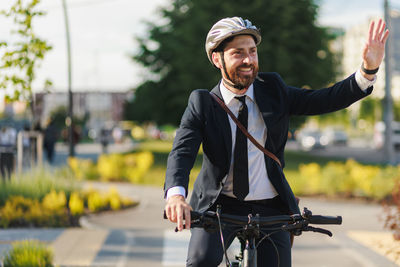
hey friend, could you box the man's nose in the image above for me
[242,53,251,64]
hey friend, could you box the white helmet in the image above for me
[205,17,261,64]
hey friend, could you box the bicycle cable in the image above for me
[257,230,280,267]
[216,206,231,267]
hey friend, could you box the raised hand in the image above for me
[362,19,389,74]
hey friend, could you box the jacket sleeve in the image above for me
[164,90,206,198]
[286,73,373,116]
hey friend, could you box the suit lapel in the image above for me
[211,84,232,159]
[254,76,275,131]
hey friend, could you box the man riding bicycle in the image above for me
[164,16,389,267]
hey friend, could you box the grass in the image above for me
[0,167,78,206]
[135,139,338,188]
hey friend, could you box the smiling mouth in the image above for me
[237,67,254,76]
[238,67,252,72]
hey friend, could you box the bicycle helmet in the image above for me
[205,17,261,65]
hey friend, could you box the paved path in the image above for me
[2,183,397,267]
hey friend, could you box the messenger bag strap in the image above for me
[210,92,282,167]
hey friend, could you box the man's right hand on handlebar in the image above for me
[165,195,193,231]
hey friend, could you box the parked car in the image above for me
[296,129,328,151]
[374,121,400,150]
[322,129,348,146]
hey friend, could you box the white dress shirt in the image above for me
[219,82,278,200]
[166,70,376,200]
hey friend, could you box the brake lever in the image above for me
[304,226,333,237]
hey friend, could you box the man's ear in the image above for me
[212,52,222,69]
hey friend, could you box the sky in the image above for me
[0,0,395,94]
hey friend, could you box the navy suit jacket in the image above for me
[164,72,372,215]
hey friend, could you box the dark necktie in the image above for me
[233,96,249,201]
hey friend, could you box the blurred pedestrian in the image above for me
[0,125,17,181]
[99,128,109,154]
[43,118,59,164]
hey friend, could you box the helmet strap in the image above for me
[219,52,246,90]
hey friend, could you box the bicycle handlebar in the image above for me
[308,215,342,225]
[164,207,342,236]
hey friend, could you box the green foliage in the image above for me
[85,187,135,213]
[0,168,77,206]
[287,159,400,200]
[87,190,106,212]
[383,181,400,241]
[2,240,54,267]
[127,0,336,126]
[0,170,136,228]
[0,195,69,228]
[315,108,350,128]
[68,152,154,183]
[0,0,52,103]
[359,97,382,124]
[68,192,84,216]
[394,100,400,122]
[49,105,89,131]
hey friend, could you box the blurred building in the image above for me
[341,11,400,100]
[34,91,132,131]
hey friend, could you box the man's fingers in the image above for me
[176,207,184,231]
[378,22,386,38]
[369,21,375,43]
[165,206,171,220]
[184,208,191,229]
[382,29,389,44]
[170,205,177,222]
[374,19,382,40]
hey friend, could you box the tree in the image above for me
[127,0,336,126]
[0,0,52,127]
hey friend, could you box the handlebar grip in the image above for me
[309,215,342,225]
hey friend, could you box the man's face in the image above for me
[214,35,259,90]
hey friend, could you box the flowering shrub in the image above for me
[2,240,54,267]
[0,187,136,228]
[42,190,67,211]
[0,196,68,228]
[67,157,98,180]
[383,182,400,240]
[287,159,400,200]
[97,154,125,181]
[68,151,154,183]
[69,192,84,216]
[87,190,107,212]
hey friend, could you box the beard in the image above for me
[227,64,259,90]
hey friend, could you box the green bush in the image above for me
[0,196,69,228]
[383,181,400,242]
[69,192,84,216]
[68,151,154,182]
[0,168,77,206]
[287,159,400,200]
[2,240,54,267]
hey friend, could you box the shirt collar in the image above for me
[219,81,255,105]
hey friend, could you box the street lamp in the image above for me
[383,0,395,164]
[61,0,74,157]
